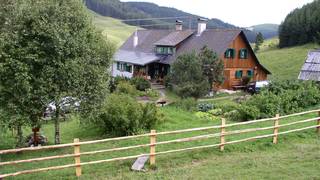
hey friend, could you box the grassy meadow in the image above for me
[89,10,137,47]
[257,39,320,80]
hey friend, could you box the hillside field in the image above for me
[257,39,319,80]
[89,10,137,47]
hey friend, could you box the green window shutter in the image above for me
[126,64,132,73]
[231,49,235,58]
[235,70,243,78]
[224,50,228,58]
[247,70,253,77]
[117,62,120,70]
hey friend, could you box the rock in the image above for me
[131,155,149,171]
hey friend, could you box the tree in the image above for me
[199,46,224,90]
[254,32,264,52]
[0,0,114,145]
[169,52,210,98]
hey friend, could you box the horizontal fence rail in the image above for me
[0,109,320,179]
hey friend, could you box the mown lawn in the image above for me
[1,104,320,179]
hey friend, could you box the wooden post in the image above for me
[74,138,81,177]
[150,130,156,166]
[220,118,226,151]
[273,114,280,144]
[317,111,320,135]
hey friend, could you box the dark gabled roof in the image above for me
[116,29,271,74]
[154,30,194,46]
[119,29,175,53]
[298,50,320,81]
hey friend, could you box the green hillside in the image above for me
[257,39,319,80]
[89,10,137,47]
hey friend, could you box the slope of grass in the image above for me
[257,40,319,80]
[89,10,138,47]
[1,104,320,179]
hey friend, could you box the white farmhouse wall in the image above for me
[112,62,133,78]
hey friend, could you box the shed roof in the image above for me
[298,50,320,81]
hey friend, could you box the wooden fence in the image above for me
[0,109,320,179]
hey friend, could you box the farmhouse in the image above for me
[112,19,270,89]
[298,50,320,81]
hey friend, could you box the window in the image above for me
[239,48,248,59]
[156,46,174,55]
[247,69,254,78]
[224,48,235,58]
[235,70,243,79]
[116,62,132,73]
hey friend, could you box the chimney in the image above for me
[176,20,183,31]
[133,30,138,47]
[197,18,207,36]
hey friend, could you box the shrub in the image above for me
[96,94,162,136]
[224,110,241,122]
[195,112,218,121]
[174,98,197,111]
[208,108,223,116]
[115,81,137,96]
[131,77,151,91]
[109,76,130,92]
[145,88,159,98]
[198,103,215,112]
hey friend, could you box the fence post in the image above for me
[74,138,82,177]
[150,130,156,166]
[220,118,226,151]
[273,114,280,144]
[317,111,320,135]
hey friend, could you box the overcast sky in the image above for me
[122,0,314,27]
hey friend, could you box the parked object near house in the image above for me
[44,97,80,118]
[112,19,270,90]
[246,80,270,94]
[298,50,320,81]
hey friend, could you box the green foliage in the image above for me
[144,88,159,98]
[279,0,320,47]
[199,46,224,89]
[173,98,198,112]
[131,77,151,91]
[96,94,161,136]
[115,81,137,96]
[254,32,264,52]
[207,108,223,116]
[169,52,210,98]
[198,103,215,112]
[0,0,114,144]
[195,112,218,121]
[225,80,320,121]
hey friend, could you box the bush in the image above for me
[109,76,130,92]
[174,98,197,111]
[115,81,137,96]
[198,103,214,112]
[230,80,320,121]
[195,111,216,121]
[208,108,223,116]
[131,77,151,91]
[96,94,162,136]
[145,88,159,98]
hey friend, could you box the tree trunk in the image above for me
[54,105,60,144]
[16,125,23,148]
